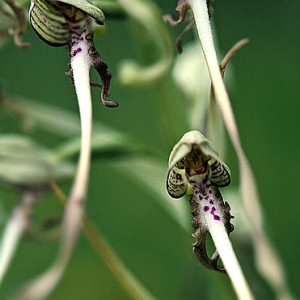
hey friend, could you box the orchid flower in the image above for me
[167,131,253,299]
[11,1,118,298]
[165,0,294,299]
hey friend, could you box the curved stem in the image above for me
[14,29,93,300]
[0,191,38,285]
[188,2,295,299]
[60,27,93,268]
[187,1,254,299]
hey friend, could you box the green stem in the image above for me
[188,1,254,299]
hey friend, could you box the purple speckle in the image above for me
[72,47,82,57]
[209,200,214,204]
[204,206,209,212]
[210,206,221,221]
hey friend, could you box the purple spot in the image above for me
[204,206,209,212]
[199,195,203,200]
[208,189,212,194]
[210,206,221,221]
[72,47,82,57]
[209,200,214,204]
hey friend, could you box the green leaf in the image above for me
[0,135,75,188]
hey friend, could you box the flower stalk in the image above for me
[165,0,294,298]
[14,1,119,298]
[186,2,293,299]
[14,23,96,300]
[167,130,253,300]
[0,191,39,285]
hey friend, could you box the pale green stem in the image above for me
[14,30,93,300]
[58,25,93,270]
[187,1,254,299]
[188,2,295,299]
[0,191,37,285]
[209,223,253,300]
[188,0,241,150]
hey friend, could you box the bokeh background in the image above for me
[0,0,299,299]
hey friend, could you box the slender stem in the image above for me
[69,38,93,205]
[219,39,249,73]
[52,30,157,300]
[187,1,254,299]
[13,31,94,300]
[188,5,293,300]
[188,0,241,149]
[0,191,38,285]
[209,223,253,300]
[60,28,93,260]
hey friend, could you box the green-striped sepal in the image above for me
[29,0,105,46]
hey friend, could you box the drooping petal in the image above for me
[166,166,188,199]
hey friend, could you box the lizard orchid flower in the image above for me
[167,131,253,300]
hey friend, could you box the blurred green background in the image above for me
[0,0,299,299]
